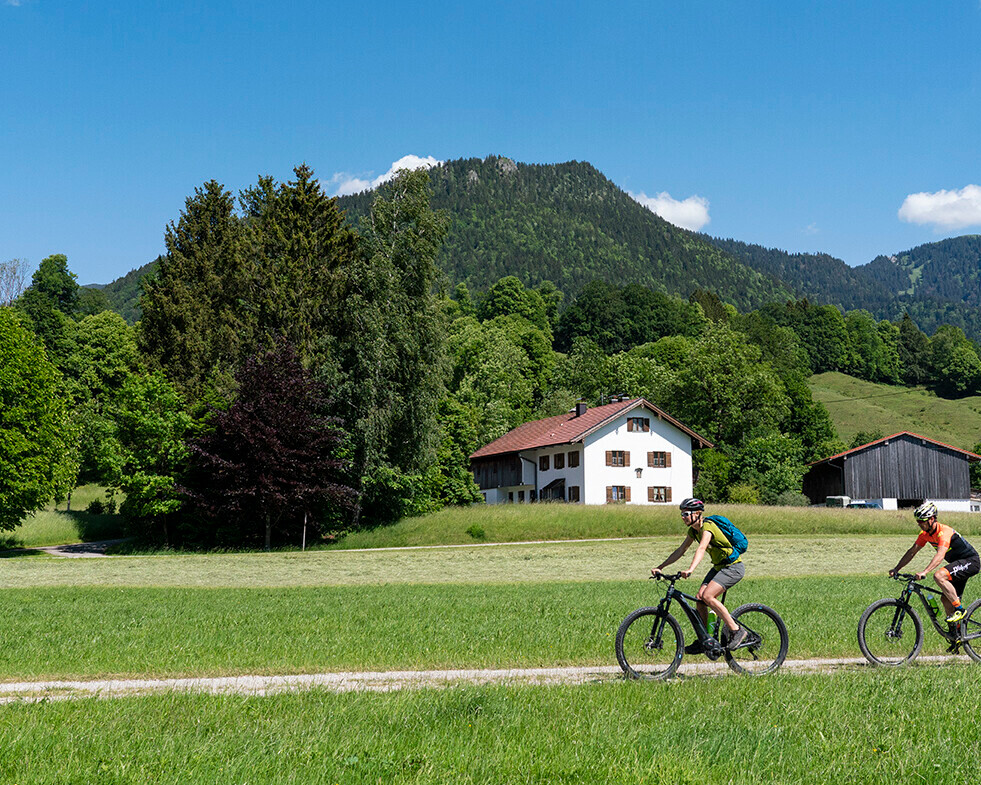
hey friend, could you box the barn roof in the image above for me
[808,431,981,466]
[470,398,713,460]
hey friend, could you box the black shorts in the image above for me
[942,557,981,597]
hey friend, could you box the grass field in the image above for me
[0,484,125,549]
[0,535,971,681]
[328,502,981,550]
[3,667,981,784]
[809,371,981,450]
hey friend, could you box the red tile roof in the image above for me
[808,431,981,466]
[469,398,713,459]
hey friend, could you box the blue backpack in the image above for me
[705,515,748,564]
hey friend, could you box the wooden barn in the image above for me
[803,431,981,512]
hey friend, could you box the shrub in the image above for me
[773,490,811,507]
[466,523,486,540]
[727,483,761,505]
[87,499,106,515]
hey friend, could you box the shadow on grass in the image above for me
[61,510,128,542]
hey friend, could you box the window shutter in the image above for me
[647,452,654,467]
[606,451,612,466]
[625,487,631,502]
[666,487,672,503]
[665,452,672,468]
[606,486,613,503]
[643,418,650,432]
[624,451,630,466]
[648,487,655,502]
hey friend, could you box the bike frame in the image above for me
[652,575,726,646]
[892,574,981,644]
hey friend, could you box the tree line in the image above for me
[3,167,981,547]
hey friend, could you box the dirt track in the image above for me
[0,655,970,704]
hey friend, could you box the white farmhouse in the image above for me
[470,398,713,505]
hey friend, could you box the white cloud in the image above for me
[898,185,981,230]
[804,222,819,235]
[629,190,711,231]
[331,155,442,197]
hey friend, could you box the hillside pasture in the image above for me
[809,371,981,450]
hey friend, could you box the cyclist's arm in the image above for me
[682,529,713,578]
[891,543,922,576]
[917,544,948,580]
[653,535,695,574]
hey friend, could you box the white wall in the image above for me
[581,408,693,505]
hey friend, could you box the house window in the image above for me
[568,486,580,503]
[627,417,650,432]
[606,450,629,467]
[540,455,550,471]
[518,491,525,502]
[606,485,630,503]
[647,451,672,468]
[647,486,672,503]
[568,451,580,468]
[554,452,565,470]
[508,492,514,503]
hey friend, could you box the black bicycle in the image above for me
[857,573,981,666]
[615,572,789,679]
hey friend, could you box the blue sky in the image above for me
[2,1,980,285]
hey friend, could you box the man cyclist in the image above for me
[889,501,980,624]
[652,497,746,652]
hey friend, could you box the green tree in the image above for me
[929,325,981,397]
[897,313,930,386]
[477,276,550,332]
[14,254,80,360]
[731,434,806,505]
[242,165,357,364]
[0,308,75,530]
[139,180,251,399]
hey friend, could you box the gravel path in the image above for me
[0,655,969,704]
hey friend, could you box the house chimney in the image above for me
[575,402,588,417]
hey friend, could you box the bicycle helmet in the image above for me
[679,497,705,512]
[914,501,938,521]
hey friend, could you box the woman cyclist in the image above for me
[652,497,747,652]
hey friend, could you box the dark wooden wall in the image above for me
[805,434,972,503]
[471,455,524,490]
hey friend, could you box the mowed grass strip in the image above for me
[329,502,981,549]
[0,576,969,681]
[0,534,942,588]
[3,667,981,784]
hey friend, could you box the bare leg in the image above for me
[934,570,960,612]
[697,580,738,632]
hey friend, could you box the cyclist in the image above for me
[652,497,746,652]
[889,501,980,623]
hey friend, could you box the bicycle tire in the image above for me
[615,607,684,680]
[958,598,981,663]
[857,598,923,666]
[723,603,789,675]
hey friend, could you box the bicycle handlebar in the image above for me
[650,572,684,581]
[891,572,920,582]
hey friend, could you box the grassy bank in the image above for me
[809,371,981,449]
[330,502,981,549]
[3,667,981,784]
[0,575,969,681]
[1,485,125,549]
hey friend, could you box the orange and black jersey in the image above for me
[915,524,979,563]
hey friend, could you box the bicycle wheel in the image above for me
[857,599,923,666]
[615,607,684,680]
[958,598,981,663]
[724,603,789,675]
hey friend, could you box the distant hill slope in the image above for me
[808,372,981,452]
[707,235,981,340]
[82,256,159,324]
[339,156,795,311]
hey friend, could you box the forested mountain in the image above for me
[707,235,981,340]
[338,156,795,311]
[91,157,981,340]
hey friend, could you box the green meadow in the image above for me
[809,371,981,449]
[3,668,981,784]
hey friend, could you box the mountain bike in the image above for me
[857,572,981,666]
[615,572,789,680]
